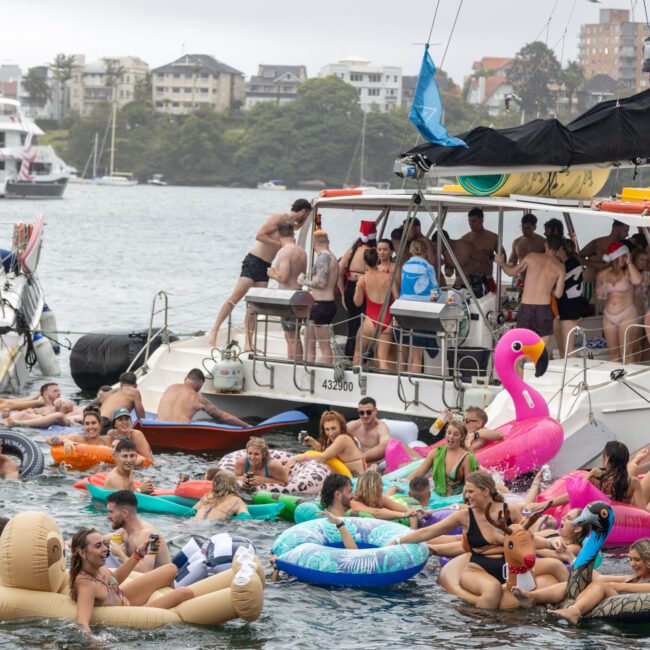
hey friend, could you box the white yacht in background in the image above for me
[257,180,287,190]
[147,174,168,186]
[95,173,137,187]
[0,98,70,199]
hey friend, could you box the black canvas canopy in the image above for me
[402,89,650,172]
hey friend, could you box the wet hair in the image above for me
[70,527,98,601]
[355,470,383,508]
[546,235,562,252]
[114,439,137,454]
[40,382,58,396]
[468,207,484,219]
[204,470,240,505]
[106,489,138,510]
[363,248,379,268]
[320,474,352,509]
[409,239,428,258]
[522,213,537,226]
[599,441,631,502]
[0,516,9,538]
[204,466,220,481]
[630,538,650,566]
[277,222,295,238]
[465,471,504,502]
[465,406,488,426]
[560,237,577,258]
[246,436,269,461]
[408,476,430,495]
[291,198,311,213]
[119,372,137,386]
[318,410,350,450]
[186,368,205,383]
[544,218,564,237]
[358,396,377,408]
[377,238,394,252]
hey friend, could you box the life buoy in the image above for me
[51,443,154,470]
[0,432,45,479]
[591,199,650,215]
[319,188,364,198]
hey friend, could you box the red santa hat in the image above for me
[359,220,377,243]
[602,241,629,262]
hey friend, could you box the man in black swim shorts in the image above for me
[208,199,312,349]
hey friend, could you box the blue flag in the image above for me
[409,45,467,147]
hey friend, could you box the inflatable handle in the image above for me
[304,450,352,477]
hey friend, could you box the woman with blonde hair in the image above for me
[192,470,249,521]
[286,410,366,476]
[233,436,288,488]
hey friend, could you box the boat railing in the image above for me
[555,325,593,422]
[622,322,650,364]
[127,290,171,374]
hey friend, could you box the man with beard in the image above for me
[320,473,353,517]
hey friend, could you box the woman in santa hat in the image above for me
[596,241,642,361]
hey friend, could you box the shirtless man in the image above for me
[496,235,565,346]
[0,444,19,480]
[460,207,504,280]
[6,398,83,428]
[2,383,62,422]
[580,219,630,286]
[508,214,546,265]
[298,229,339,364]
[156,368,249,426]
[100,372,145,434]
[268,222,307,361]
[105,407,153,466]
[544,218,564,239]
[346,397,391,463]
[106,489,170,572]
[208,198,312,349]
[104,439,154,494]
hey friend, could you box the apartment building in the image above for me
[320,57,401,113]
[245,65,307,108]
[152,54,245,115]
[68,55,149,116]
[579,8,649,91]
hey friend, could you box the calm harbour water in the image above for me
[0,184,645,649]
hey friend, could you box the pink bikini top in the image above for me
[603,275,632,295]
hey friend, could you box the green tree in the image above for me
[49,53,76,124]
[507,41,561,117]
[562,60,584,115]
[23,67,51,108]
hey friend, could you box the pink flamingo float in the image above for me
[385,328,565,481]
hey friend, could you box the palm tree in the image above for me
[562,61,584,115]
[49,53,76,124]
[23,67,51,109]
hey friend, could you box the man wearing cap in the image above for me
[100,372,145,435]
[496,235,565,347]
[298,229,339,364]
[105,407,153,466]
[460,207,504,282]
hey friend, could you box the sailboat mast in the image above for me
[109,100,117,176]
[92,132,98,178]
[359,111,367,186]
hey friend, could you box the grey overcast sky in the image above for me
[2,1,647,84]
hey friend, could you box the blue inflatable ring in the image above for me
[272,517,429,587]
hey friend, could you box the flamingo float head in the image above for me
[495,328,549,379]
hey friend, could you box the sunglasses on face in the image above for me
[358,409,374,416]
[464,418,480,424]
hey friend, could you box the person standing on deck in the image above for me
[460,207,504,287]
[508,213,546,266]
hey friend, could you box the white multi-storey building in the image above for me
[319,57,401,112]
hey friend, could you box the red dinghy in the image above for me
[134,410,308,452]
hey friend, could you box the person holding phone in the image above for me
[233,437,288,487]
[596,241,642,361]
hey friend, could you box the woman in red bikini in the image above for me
[352,248,399,370]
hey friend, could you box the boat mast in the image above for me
[359,111,366,186]
[109,99,117,177]
[92,132,98,178]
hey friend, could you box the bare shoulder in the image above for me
[346,419,361,433]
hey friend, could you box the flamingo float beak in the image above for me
[522,340,549,377]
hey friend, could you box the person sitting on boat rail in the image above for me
[208,198,312,350]
[157,368,249,427]
[0,445,19,480]
[297,228,339,365]
[346,397,391,463]
[100,372,145,435]
[45,407,110,450]
[104,440,154,494]
[596,241,641,362]
[496,235,565,349]
[268,221,308,362]
[460,207,503,286]
[509,213,546,266]
[105,408,153,467]
[287,409,366,476]
[233,436,288,488]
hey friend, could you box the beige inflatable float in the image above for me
[0,511,264,628]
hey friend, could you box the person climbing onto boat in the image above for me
[350,470,420,528]
[346,397,391,463]
[0,445,19,480]
[208,198,312,350]
[508,214,546,266]
[105,408,153,467]
[298,229,339,365]
[338,220,377,359]
[496,235,565,349]
[553,236,585,358]
[100,373,145,435]
[104,440,154,494]
[512,538,650,623]
[268,222,308,362]
[45,407,110,451]
[157,368,249,427]
[233,437,288,487]
[70,528,193,638]
[596,241,641,362]
[286,410,366,476]
[460,207,504,283]
[192,470,249,521]
[407,421,479,496]
[353,247,399,371]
